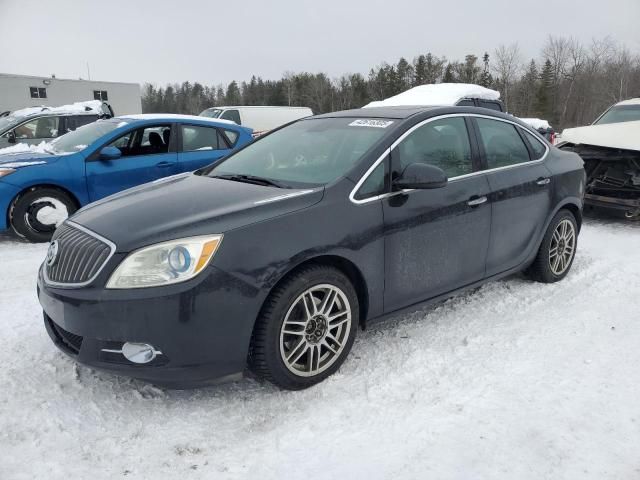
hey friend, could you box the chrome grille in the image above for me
[44,222,115,286]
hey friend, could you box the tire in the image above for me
[10,187,77,243]
[249,265,359,390]
[525,209,578,283]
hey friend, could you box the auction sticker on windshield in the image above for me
[348,119,394,128]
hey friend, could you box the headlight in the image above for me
[0,168,16,178]
[106,235,222,289]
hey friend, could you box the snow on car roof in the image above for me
[363,83,500,108]
[119,113,238,125]
[615,98,640,106]
[10,100,105,118]
[520,118,552,130]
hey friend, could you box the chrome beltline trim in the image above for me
[349,113,550,205]
[42,221,117,289]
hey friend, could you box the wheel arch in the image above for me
[259,254,370,329]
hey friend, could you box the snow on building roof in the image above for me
[363,83,500,108]
[119,113,238,125]
[520,118,552,130]
[10,100,106,118]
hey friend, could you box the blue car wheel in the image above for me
[10,187,77,242]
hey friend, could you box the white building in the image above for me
[0,73,142,115]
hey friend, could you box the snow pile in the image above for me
[364,83,500,108]
[10,100,105,118]
[0,141,52,156]
[520,118,552,130]
[1,219,639,479]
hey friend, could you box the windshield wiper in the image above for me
[212,174,287,188]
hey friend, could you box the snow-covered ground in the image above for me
[0,217,639,480]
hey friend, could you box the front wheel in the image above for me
[249,265,359,390]
[525,209,578,283]
[10,187,76,242]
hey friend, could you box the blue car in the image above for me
[0,114,252,241]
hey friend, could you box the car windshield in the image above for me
[208,117,392,187]
[594,105,640,125]
[200,108,223,118]
[49,119,125,153]
[0,115,21,133]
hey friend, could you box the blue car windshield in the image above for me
[208,117,392,187]
[49,119,124,153]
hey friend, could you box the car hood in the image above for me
[0,151,58,167]
[71,173,324,252]
[561,120,640,152]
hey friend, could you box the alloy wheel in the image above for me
[279,284,352,377]
[548,218,576,276]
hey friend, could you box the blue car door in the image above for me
[85,123,179,201]
[177,123,232,172]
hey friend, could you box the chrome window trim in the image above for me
[349,113,550,205]
[42,221,117,289]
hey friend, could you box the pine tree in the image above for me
[414,55,427,86]
[443,63,456,83]
[535,59,554,120]
[479,52,493,87]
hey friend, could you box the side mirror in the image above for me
[99,146,122,161]
[7,130,16,144]
[394,163,448,190]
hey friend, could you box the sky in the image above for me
[1,0,638,87]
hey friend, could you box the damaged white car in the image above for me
[558,99,640,219]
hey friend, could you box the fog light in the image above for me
[122,342,159,364]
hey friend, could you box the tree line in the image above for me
[141,36,640,130]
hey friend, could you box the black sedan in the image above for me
[38,106,586,390]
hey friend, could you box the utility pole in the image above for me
[86,62,91,81]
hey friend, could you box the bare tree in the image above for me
[492,43,521,110]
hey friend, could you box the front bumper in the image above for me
[37,264,264,388]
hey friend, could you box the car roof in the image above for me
[614,98,640,106]
[313,106,442,119]
[118,113,241,126]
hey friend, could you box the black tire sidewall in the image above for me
[10,188,76,243]
[254,266,359,390]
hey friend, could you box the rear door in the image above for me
[177,124,232,172]
[382,115,492,312]
[85,123,178,201]
[471,116,553,276]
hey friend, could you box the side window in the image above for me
[354,160,387,200]
[220,109,241,125]
[478,100,502,111]
[65,115,98,133]
[476,118,531,169]
[394,117,473,178]
[181,125,225,152]
[456,99,475,107]
[107,125,171,157]
[15,117,60,139]
[223,129,238,146]
[523,130,547,160]
[29,87,47,99]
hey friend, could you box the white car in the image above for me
[199,106,313,136]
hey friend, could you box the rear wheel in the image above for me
[249,265,358,390]
[10,187,76,242]
[525,209,578,283]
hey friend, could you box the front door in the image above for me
[472,117,553,276]
[383,116,492,313]
[86,124,178,201]
[13,116,61,145]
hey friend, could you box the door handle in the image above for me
[536,177,551,186]
[156,161,172,168]
[467,196,487,207]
